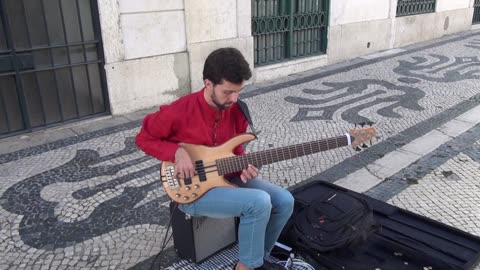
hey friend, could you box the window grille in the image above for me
[473,0,480,24]
[397,0,436,17]
[0,0,108,137]
[252,0,328,67]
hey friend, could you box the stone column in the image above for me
[97,0,190,114]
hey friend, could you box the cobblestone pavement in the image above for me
[0,30,479,270]
[366,123,480,270]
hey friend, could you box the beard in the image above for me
[211,91,233,110]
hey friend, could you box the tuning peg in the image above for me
[367,121,375,126]
[362,144,368,148]
[355,147,362,151]
[359,122,366,127]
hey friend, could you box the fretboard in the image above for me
[217,135,349,175]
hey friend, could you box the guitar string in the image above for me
[164,137,347,189]
[166,135,357,181]
[164,133,371,202]
[222,138,346,167]
[218,136,348,174]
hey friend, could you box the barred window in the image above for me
[473,0,480,24]
[251,0,328,67]
[397,0,436,17]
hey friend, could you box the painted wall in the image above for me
[329,0,391,26]
[436,0,471,12]
[97,0,190,115]
[327,18,394,64]
[120,10,186,59]
[393,8,474,48]
[105,53,190,114]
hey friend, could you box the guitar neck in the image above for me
[217,135,349,175]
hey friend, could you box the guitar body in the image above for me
[161,133,257,204]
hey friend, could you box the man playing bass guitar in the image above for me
[136,47,294,270]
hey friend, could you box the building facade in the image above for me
[0,0,479,137]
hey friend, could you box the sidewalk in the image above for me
[0,29,479,270]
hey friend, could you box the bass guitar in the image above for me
[161,127,377,204]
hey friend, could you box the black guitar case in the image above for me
[278,180,480,270]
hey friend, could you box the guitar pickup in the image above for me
[195,160,207,182]
[184,177,192,185]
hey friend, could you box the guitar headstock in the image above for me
[349,125,378,150]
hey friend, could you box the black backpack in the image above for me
[290,190,379,252]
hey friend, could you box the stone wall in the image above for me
[98,0,189,114]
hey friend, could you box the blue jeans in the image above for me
[178,177,294,268]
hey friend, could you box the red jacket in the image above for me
[135,89,248,162]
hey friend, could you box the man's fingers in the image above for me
[186,168,196,178]
[247,165,258,178]
[240,173,247,183]
[252,167,259,176]
[174,165,196,179]
[177,170,185,180]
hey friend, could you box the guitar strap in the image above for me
[237,99,259,135]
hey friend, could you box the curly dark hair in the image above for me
[203,47,252,85]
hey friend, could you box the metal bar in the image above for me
[266,0,270,62]
[89,0,109,114]
[58,0,80,117]
[0,59,103,77]
[473,0,480,24]
[272,0,276,61]
[305,0,313,55]
[321,0,329,53]
[0,79,11,133]
[39,0,64,121]
[0,0,31,131]
[314,0,318,53]
[75,0,94,114]
[288,0,293,58]
[264,0,268,63]
[303,0,307,55]
[310,0,314,54]
[20,0,47,126]
[280,0,285,61]
[255,31,259,64]
[309,26,312,55]
[0,109,108,139]
[12,40,100,53]
[255,0,259,64]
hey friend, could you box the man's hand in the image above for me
[240,164,259,183]
[174,147,195,179]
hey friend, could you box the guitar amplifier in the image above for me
[170,202,238,263]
